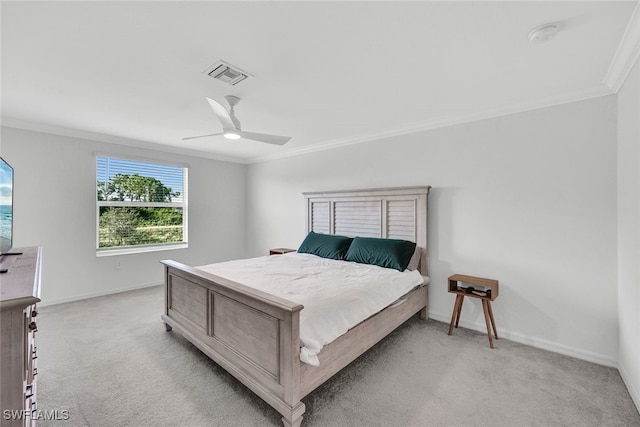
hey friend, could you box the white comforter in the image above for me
[197,252,426,366]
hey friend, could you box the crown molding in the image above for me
[604,1,640,93]
[0,117,245,164]
[1,83,615,167]
[247,84,614,164]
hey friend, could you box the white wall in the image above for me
[247,96,619,366]
[617,57,640,408]
[0,126,247,304]
[0,94,624,372]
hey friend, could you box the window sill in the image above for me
[96,243,188,257]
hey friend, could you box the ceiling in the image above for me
[1,1,638,164]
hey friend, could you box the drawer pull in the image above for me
[33,368,38,376]
[33,346,38,359]
[31,309,38,318]
[25,393,33,400]
[28,321,37,332]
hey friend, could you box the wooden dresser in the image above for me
[1,247,42,427]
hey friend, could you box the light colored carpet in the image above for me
[35,285,639,427]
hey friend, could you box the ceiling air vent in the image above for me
[204,60,252,86]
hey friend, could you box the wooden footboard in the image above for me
[161,259,428,427]
[161,260,306,427]
[162,260,429,427]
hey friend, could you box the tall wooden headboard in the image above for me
[303,186,431,276]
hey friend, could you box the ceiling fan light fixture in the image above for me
[185,96,291,145]
[223,129,241,140]
[528,24,559,43]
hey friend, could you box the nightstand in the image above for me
[447,274,499,348]
[269,248,296,255]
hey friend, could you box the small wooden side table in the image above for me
[269,248,296,255]
[447,274,499,348]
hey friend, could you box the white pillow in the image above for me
[407,246,422,271]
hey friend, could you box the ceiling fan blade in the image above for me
[206,97,236,130]
[239,131,291,145]
[182,132,223,141]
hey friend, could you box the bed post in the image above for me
[163,264,173,331]
[281,403,305,427]
[280,309,305,427]
[417,188,429,320]
[420,304,429,320]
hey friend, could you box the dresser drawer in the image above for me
[0,247,42,427]
[26,341,37,385]
[23,305,38,382]
[24,394,37,427]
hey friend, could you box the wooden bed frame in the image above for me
[161,186,430,427]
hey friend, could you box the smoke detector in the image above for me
[204,60,252,86]
[528,24,559,43]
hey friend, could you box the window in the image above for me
[96,155,187,255]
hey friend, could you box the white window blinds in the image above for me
[96,156,188,254]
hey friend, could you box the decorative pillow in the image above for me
[407,246,422,271]
[297,231,353,260]
[345,237,417,271]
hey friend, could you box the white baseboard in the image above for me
[428,311,618,368]
[36,287,638,413]
[619,362,640,413]
[38,281,162,307]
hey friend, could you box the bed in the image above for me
[161,186,431,427]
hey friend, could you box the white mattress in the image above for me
[197,252,426,366]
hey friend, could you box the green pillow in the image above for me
[345,237,417,271]
[297,232,354,260]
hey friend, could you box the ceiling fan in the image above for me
[183,96,291,145]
